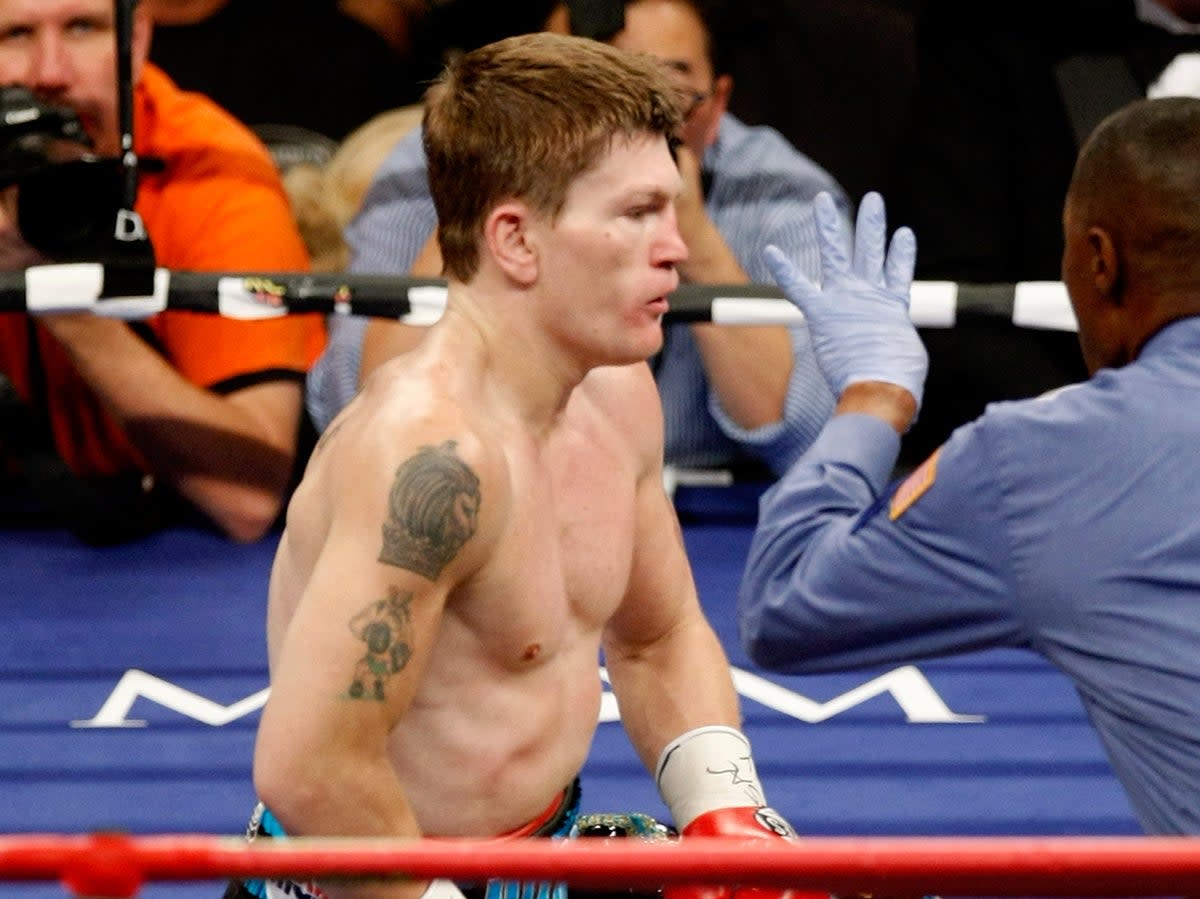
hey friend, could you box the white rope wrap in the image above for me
[1014,281,1079,331]
[709,297,798,325]
[25,263,104,313]
[25,263,168,317]
[407,285,452,326]
[655,725,767,830]
[908,280,958,328]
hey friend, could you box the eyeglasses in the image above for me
[676,87,710,120]
[676,86,714,121]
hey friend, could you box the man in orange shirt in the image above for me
[0,0,325,543]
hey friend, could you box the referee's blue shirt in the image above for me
[739,316,1200,835]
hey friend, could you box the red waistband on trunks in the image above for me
[498,784,571,839]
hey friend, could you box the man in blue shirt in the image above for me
[307,0,846,477]
[739,96,1200,835]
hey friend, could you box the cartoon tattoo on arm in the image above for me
[347,588,413,701]
[379,440,481,579]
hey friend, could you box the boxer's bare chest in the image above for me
[456,420,641,667]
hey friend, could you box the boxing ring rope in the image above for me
[3,833,1200,898]
[2,263,1079,331]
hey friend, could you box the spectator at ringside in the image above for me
[281,105,425,273]
[0,0,324,544]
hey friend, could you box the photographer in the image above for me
[0,0,324,544]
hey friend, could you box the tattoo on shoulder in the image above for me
[379,439,482,579]
[347,588,414,701]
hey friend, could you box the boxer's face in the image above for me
[532,132,687,366]
[0,0,152,156]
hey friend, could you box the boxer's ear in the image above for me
[484,200,538,286]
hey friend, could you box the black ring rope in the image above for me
[2,264,1077,331]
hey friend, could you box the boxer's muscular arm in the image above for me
[600,364,741,771]
[256,421,498,899]
[599,367,821,899]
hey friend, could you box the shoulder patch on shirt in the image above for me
[889,447,941,520]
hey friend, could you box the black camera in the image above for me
[0,84,92,182]
[0,84,138,260]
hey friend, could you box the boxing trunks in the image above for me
[221,779,582,899]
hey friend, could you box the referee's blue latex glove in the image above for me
[765,191,928,411]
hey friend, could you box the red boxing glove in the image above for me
[663,805,828,899]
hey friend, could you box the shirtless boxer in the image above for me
[239,31,818,899]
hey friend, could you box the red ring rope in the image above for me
[2,834,1200,897]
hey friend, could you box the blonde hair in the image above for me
[283,104,426,272]
[325,104,425,230]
